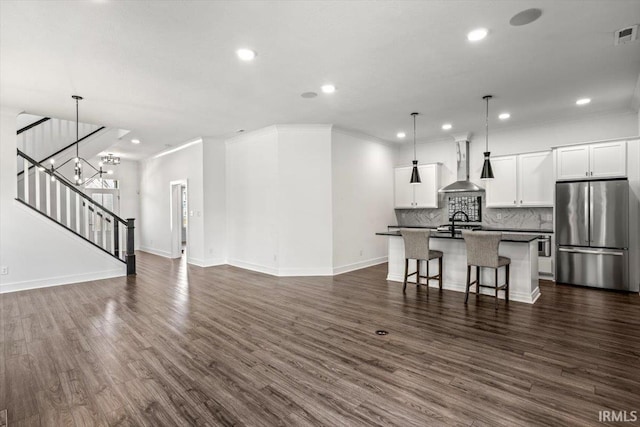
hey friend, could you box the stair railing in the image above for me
[16,149,135,275]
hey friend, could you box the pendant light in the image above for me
[480,95,494,180]
[410,112,421,184]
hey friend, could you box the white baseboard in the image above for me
[277,266,334,276]
[139,246,172,258]
[189,257,227,267]
[227,259,279,276]
[0,267,126,294]
[333,256,387,275]
[385,275,539,304]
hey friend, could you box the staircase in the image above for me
[15,119,136,275]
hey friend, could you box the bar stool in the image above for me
[461,230,510,309]
[400,229,443,294]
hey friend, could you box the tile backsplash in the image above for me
[395,193,553,230]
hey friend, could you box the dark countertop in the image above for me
[376,230,541,243]
[387,225,553,234]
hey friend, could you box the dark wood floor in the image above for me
[2,252,640,426]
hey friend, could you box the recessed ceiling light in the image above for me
[467,28,488,42]
[301,92,318,98]
[498,113,511,120]
[442,123,452,130]
[236,49,256,61]
[321,84,336,94]
[131,139,140,144]
[576,98,591,105]
[397,132,406,138]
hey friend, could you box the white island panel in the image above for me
[387,236,540,304]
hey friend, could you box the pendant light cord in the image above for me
[485,96,490,152]
[75,96,79,159]
[413,113,417,160]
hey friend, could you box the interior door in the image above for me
[555,181,589,247]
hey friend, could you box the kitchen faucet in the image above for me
[450,210,469,237]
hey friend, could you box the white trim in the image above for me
[275,124,333,134]
[331,126,397,148]
[225,125,278,145]
[0,267,125,294]
[333,256,388,275]
[139,246,172,258]
[188,257,226,268]
[227,258,279,276]
[277,267,334,277]
[550,135,639,149]
[152,138,202,159]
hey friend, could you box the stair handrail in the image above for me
[17,126,106,177]
[17,117,51,135]
[17,148,126,226]
[17,148,136,274]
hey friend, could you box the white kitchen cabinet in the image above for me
[556,141,626,180]
[518,151,554,206]
[556,145,590,180]
[394,163,440,208]
[485,156,518,207]
[414,164,439,208]
[590,141,626,178]
[486,151,553,208]
[394,167,414,208]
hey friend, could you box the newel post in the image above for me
[126,218,136,275]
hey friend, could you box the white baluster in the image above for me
[35,165,40,210]
[75,193,80,232]
[66,187,71,227]
[102,215,107,250]
[110,217,115,255]
[84,202,90,239]
[23,158,29,204]
[45,173,51,216]
[93,208,99,243]
[120,221,125,260]
[56,181,61,222]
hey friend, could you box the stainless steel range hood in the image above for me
[438,138,484,193]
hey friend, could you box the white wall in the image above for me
[113,159,140,249]
[331,128,397,273]
[225,127,280,274]
[202,137,227,266]
[276,125,333,275]
[0,106,126,293]
[138,141,205,263]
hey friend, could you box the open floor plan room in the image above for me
[2,252,640,426]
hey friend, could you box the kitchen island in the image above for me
[377,229,541,304]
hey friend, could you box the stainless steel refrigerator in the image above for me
[556,179,629,290]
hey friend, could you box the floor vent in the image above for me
[0,409,7,427]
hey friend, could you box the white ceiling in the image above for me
[1,1,639,159]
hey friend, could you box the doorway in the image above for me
[170,180,188,259]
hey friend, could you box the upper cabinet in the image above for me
[518,151,554,206]
[486,151,553,208]
[485,156,518,207]
[394,163,440,208]
[556,140,626,180]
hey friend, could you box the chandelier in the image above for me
[49,95,115,186]
[101,153,121,165]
